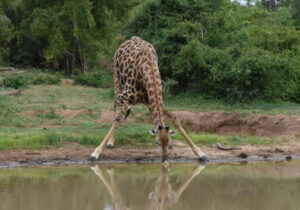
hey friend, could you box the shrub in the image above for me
[74,70,113,88]
[32,73,62,85]
[1,74,28,89]
[211,49,300,102]
[1,72,62,88]
[124,0,300,102]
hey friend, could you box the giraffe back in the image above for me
[113,36,164,124]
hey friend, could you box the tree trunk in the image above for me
[70,39,75,75]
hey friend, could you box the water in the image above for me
[0,161,300,210]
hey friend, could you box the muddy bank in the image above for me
[1,141,299,168]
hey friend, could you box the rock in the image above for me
[238,152,248,159]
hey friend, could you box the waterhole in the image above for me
[0,161,299,210]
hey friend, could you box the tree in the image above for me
[124,0,300,102]
[291,0,300,25]
[0,0,141,74]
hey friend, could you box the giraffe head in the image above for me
[149,125,176,163]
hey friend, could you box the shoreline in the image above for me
[1,141,299,168]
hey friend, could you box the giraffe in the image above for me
[89,36,207,163]
[91,164,206,210]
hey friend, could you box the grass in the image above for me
[0,72,297,151]
[165,93,300,115]
[0,122,277,151]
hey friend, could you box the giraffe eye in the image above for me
[149,130,156,135]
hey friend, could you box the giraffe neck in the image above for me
[142,48,165,129]
[153,107,164,128]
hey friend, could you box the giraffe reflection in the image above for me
[91,164,206,210]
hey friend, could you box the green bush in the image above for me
[1,72,62,88]
[1,74,28,89]
[124,0,300,102]
[74,70,113,88]
[32,73,62,85]
[211,49,300,102]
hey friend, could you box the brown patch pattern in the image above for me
[113,36,164,125]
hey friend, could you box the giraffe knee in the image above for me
[174,118,181,126]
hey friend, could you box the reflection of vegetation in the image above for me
[1,161,300,181]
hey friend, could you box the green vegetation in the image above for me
[0,1,299,151]
[1,0,299,103]
[0,82,294,151]
[1,71,62,88]
[73,70,113,88]
[165,92,300,115]
[0,123,276,151]
[124,0,300,102]
[0,0,141,73]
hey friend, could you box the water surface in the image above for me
[0,161,300,210]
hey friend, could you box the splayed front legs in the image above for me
[89,120,120,160]
[163,108,208,161]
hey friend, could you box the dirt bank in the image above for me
[95,111,300,140]
[173,111,300,140]
[0,141,299,168]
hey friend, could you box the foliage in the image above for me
[1,74,28,89]
[1,72,62,88]
[0,0,299,103]
[0,5,14,65]
[124,0,300,102]
[73,70,113,88]
[162,78,178,98]
[32,73,63,85]
[0,0,141,73]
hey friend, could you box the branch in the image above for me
[6,89,22,96]
[0,67,16,73]
[216,143,241,151]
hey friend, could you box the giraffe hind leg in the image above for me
[106,109,130,149]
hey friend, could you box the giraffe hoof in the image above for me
[106,144,114,149]
[88,155,98,161]
[198,155,208,162]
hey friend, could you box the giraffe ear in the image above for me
[149,130,156,135]
[169,130,176,136]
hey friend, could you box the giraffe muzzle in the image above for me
[161,155,168,163]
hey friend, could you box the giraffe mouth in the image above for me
[161,155,168,162]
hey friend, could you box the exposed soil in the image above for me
[18,109,92,118]
[0,140,299,167]
[61,78,74,85]
[95,110,300,140]
[55,109,91,118]
[173,111,300,140]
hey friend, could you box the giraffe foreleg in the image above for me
[89,119,120,160]
[162,108,208,161]
[106,134,115,149]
